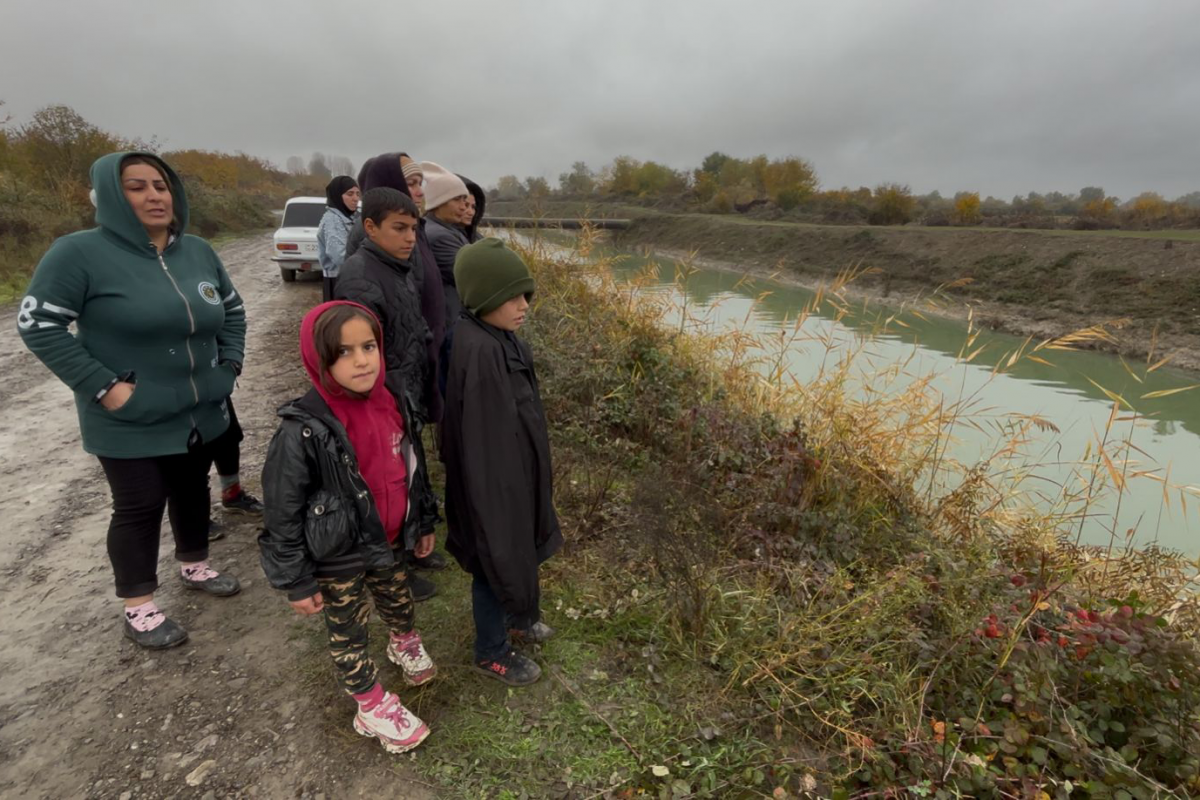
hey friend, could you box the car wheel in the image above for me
[280,265,297,283]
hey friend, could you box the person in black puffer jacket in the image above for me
[335,188,442,597]
[337,190,431,423]
[345,152,445,426]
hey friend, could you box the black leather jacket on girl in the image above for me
[258,389,417,601]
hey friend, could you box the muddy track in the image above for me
[0,234,434,799]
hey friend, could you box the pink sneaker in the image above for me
[352,691,430,754]
[387,630,438,686]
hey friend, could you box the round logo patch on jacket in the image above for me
[197,282,221,305]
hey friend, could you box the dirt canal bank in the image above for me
[489,201,1200,371]
[0,233,436,799]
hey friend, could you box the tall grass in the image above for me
[513,226,1200,795]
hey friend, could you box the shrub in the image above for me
[953,192,983,225]
[869,183,917,225]
[709,191,733,214]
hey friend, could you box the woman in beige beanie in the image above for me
[422,161,473,325]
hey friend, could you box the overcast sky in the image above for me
[2,1,1197,199]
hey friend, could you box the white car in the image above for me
[273,197,326,282]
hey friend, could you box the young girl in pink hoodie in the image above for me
[259,301,436,754]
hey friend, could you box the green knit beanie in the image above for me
[454,237,535,316]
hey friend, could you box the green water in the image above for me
[544,235,1200,555]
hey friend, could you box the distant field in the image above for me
[487,200,1200,243]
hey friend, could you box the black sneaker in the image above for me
[208,519,226,542]
[123,617,189,650]
[412,551,447,571]
[221,490,264,517]
[181,566,242,597]
[408,571,437,602]
[474,649,542,686]
[510,621,556,645]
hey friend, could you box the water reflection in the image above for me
[601,244,1200,555]
[612,251,1199,432]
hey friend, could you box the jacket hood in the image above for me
[356,157,376,190]
[458,175,487,239]
[361,152,413,199]
[300,301,388,405]
[299,300,410,539]
[90,151,189,252]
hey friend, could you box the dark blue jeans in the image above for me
[471,573,510,663]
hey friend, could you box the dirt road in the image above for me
[0,234,435,799]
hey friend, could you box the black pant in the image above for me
[322,275,337,303]
[471,573,510,662]
[98,450,212,598]
[209,399,244,477]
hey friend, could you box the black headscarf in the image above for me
[457,175,487,242]
[360,152,414,199]
[325,175,359,218]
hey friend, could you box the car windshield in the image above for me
[280,202,325,228]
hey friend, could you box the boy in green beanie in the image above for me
[441,238,563,686]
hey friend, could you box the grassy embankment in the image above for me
[294,231,1200,798]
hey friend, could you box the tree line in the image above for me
[285,152,356,180]
[491,152,1200,231]
[0,104,330,290]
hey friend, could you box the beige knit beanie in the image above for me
[420,161,469,212]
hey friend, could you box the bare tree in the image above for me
[308,152,331,178]
[329,155,355,177]
[285,155,305,175]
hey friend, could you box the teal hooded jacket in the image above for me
[18,151,247,458]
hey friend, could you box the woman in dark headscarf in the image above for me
[458,175,487,243]
[316,175,361,302]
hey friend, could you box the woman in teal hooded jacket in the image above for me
[18,152,247,649]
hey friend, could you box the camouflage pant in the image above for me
[318,561,415,696]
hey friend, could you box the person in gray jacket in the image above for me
[421,162,472,325]
[317,176,360,302]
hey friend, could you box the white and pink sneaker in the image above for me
[353,691,430,754]
[387,630,437,686]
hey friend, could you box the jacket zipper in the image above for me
[342,451,383,530]
[335,425,411,527]
[156,252,200,405]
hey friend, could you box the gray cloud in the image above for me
[2,0,1197,199]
